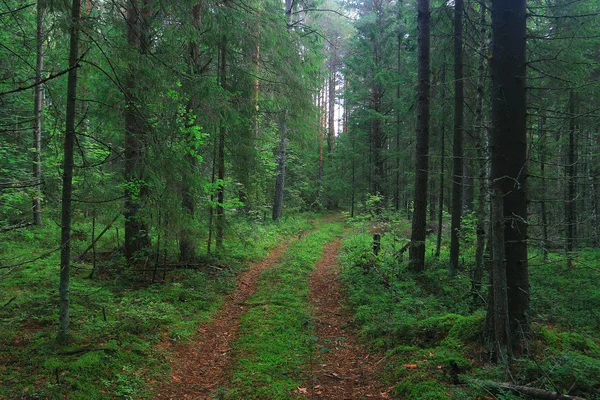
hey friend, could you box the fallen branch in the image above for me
[58,346,116,356]
[1,222,33,232]
[76,214,120,260]
[465,378,587,400]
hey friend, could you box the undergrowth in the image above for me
[340,219,600,400]
[0,213,314,399]
[223,220,344,399]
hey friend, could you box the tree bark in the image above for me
[565,89,576,268]
[216,38,226,253]
[32,0,45,226]
[272,116,287,221]
[449,0,464,276]
[487,188,511,363]
[58,0,81,343]
[124,0,151,263]
[472,1,487,304]
[435,62,447,258]
[487,0,529,350]
[409,0,430,272]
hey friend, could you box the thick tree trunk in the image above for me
[487,189,511,363]
[488,0,529,350]
[58,0,81,343]
[179,2,203,262]
[32,0,45,226]
[409,0,430,271]
[449,0,464,276]
[272,116,287,221]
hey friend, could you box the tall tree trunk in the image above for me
[565,89,576,268]
[449,0,464,277]
[328,61,336,156]
[58,0,81,343]
[179,1,203,262]
[540,114,549,260]
[487,0,529,352]
[409,0,430,272]
[32,0,45,226]
[124,0,151,263]
[472,1,487,304]
[435,62,447,258]
[272,116,287,221]
[215,39,226,253]
[395,12,402,212]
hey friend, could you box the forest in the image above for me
[1,0,600,398]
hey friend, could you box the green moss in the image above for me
[394,375,450,399]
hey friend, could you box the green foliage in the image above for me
[0,213,314,398]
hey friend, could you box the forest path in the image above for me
[302,239,391,400]
[153,241,290,399]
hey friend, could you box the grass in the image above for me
[0,212,315,399]
[223,220,344,399]
[339,216,600,400]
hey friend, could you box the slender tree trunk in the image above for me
[540,114,549,260]
[435,63,447,258]
[207,131,217,255]
[328,60,336,156]
[449,0,464,276]
[215,39,226,253]
[565,89,576,268]
[58,0,81,343]
[32,0,45,226]
[395,16,402,212]
[409,0,430,272]
[472,1,487,303]
[272,116,287,221]
[487,0,529,351]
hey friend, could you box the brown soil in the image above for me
[153,242,289,400]
[302,240,392,400]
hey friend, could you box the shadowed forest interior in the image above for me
[1,0,600,398]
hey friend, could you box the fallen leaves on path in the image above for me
[304,239,392,400]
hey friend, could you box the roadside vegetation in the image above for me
[0,214,314,399]
[340,211,600,400]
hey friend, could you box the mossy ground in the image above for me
[0,214,314,399]
[339,215,600,400]
[223,220,344,399]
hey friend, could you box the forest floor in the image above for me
[153,241,290,399]
[302,239,391,400]
[152,220,391,399]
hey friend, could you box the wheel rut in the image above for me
[302,239,391,400]
[153,242,289,399]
